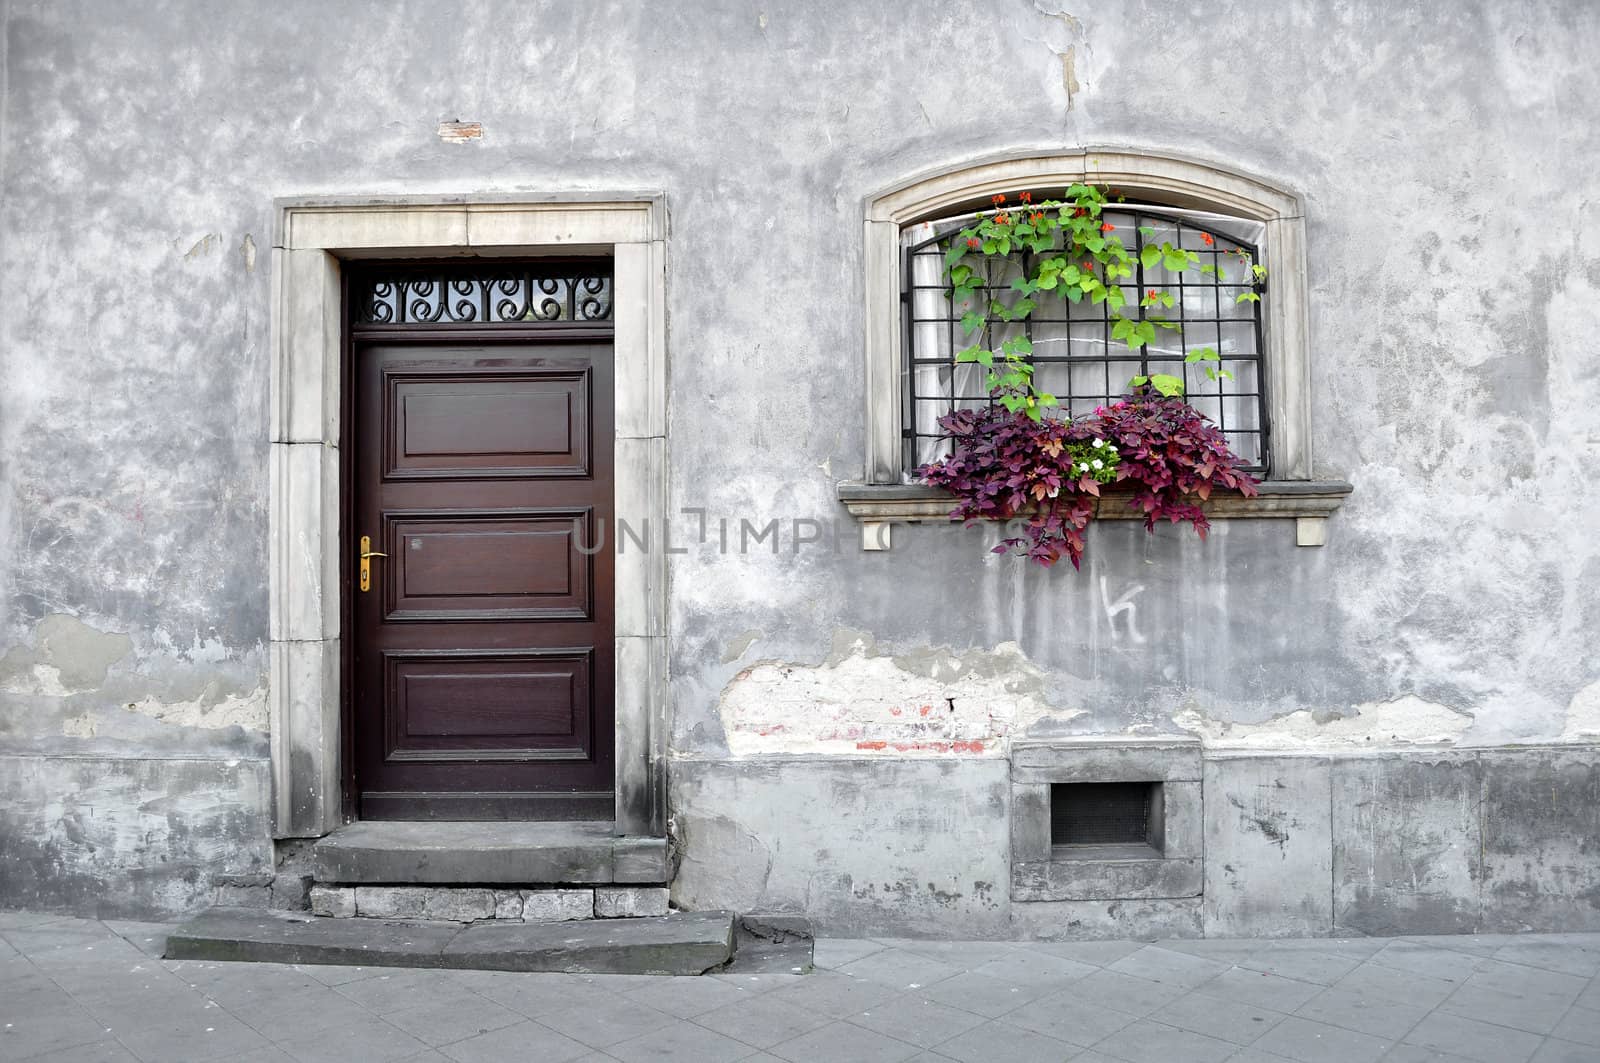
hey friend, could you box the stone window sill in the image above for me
[836,479,1352,550]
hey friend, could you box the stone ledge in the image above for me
[837,479,1352,522]
[165,906,734,975]
[1012,857,1203,902]
[312,821,670,885]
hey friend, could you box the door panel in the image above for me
[353,342,614,820]
[385,511,593,621]
[388,370,590,478]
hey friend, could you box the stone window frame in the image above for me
[1010,737,1203,902]
[267,194,668,840]
[841,148,1350,549]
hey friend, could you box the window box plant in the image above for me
[913,185,1260,567]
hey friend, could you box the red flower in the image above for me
[1146,288,1157,298]
[1019,192,1033,204]
[995,213,1010,225]
[1201,232,1215,246]
[1030,211,1044,224]
[1101,222,1115,232]
[991,194,1006,206]
[966,237,981,250]
[1082,261,1094,271]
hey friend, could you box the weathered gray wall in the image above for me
[1,0,1597,924]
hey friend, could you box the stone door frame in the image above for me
[267,194,668,839]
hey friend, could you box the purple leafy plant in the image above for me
[916,387,1259,568]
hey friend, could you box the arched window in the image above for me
[842,149,1349,549]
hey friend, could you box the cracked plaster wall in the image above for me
[0,1,1597,918]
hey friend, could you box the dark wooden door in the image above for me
[351,337,614,820]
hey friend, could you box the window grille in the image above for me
[355,264,613,326]
[1050,782,1157,847]
[904,207,1268,473]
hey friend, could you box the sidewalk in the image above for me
[2,910,1597,1062]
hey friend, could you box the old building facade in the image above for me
[2,0,1598,938]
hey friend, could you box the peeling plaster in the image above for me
[1173,695,1474,751]
[717,634,1082,756]
[720,629,762,664]
[1032,3,1088,110]
[122,683,267,733]
[0,614,266,737]
[0,613,132,694]
[1561,681,1600,740]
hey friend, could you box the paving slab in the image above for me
[7,911,1600,1063]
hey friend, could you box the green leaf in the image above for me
[960,311,984,335]
[1140,244,1162,270]
[1163,245,1192,272]
[1035,274,1058,291]
[997,237,1011,255]
[977,349,994,366]
[943,243,968,268]
[1148,373,1185,397]
[954,344,983,363]
[1138,225,1156,238]
[1236,291,1261,304]
[1185,346,1220,364]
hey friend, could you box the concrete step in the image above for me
[313,821,669,885]
[164,907,735,975]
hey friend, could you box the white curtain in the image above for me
[905,220,988,469]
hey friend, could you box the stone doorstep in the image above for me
[311,820,670,885]
[165,906,736,976]
[310,884,672,922]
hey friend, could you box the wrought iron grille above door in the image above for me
[356,263,614,327]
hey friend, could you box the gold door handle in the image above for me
[359,535,387,592]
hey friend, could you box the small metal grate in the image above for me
[1051,782,1154,846]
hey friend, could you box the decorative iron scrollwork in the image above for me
[358,269,613,325]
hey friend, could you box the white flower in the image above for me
[1108,446,1119,455]
[1092,439,1105,448]
[1078,462,1090,472]
[1047,486,1059,498]
[1091,459,1103,470]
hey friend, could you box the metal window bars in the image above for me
[902,208,1269,474]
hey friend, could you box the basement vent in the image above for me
[1050,782,1159,847]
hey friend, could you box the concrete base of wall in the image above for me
[0,755,273,919]
[669,745,1600,939]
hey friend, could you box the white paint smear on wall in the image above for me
[718,639,1082,756]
